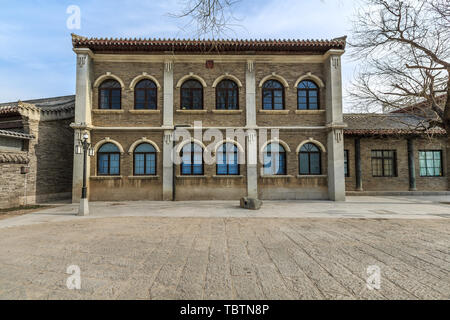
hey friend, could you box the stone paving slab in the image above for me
[0,217,448,300]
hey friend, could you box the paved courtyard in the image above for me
[0,197,449,300]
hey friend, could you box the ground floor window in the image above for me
[134,143,157,176]
[371,150,397,177]
[98,143,120,175]
[181,142,204,175]
[216,143,239,175]
[344,150,349,177]
[419,150,443,177]
[263,143,286,175]
[299,143,321,175]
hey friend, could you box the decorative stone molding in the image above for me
[294,72,325,88]
[247,60,255,73]
[0,153,29,164]
[129,72,161,91]
[260,138,291,153]
[175,138,207,153]
[258,110,290,115]
[176,73,207,88]
[258,73,289,88]
[212,74,243,88]
[93,72,125,89]
[212,139,246,154]
[296,138,327,153]
[93,137,125,153]
[165,60,173,72]
[127,138,161,154]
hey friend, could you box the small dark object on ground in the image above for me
[240,197,263,210]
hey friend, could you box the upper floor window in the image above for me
[297,80,319,110]
[134,143,157,176]
[371,150,397,177]
[217,143,239,175]
[262,80,284,110]
[99,80,121,109]
[181,142,204,175]
[181,80,203,110]
[419,150,443,177]
[216,80,238,110]
[299,143,322,175]
[263,143,286,175]
[98,143,120,176]
[135,79,157,110]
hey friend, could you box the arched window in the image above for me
[216,80,238,110]
[134,143,157,176]
[181,143,204,175]
[262,80,284,110]
[181,80,203,110]
[298,80,319,110]
[217,143,239,175]
[98,143,120,175]
[299,143,321,175]
[99,80,121,109]
[135,79,157,110]
[263,143,286,175]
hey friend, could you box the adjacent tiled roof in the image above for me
[344,113,446,135]
[0,95,75,119]
[0,153,29,164]
[0,129,34,140]
[72,34,346,54]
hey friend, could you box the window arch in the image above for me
[181,80,203,110]
[262,80,284,110]
[99,80,121,109]
[216,143,239,175]
[299,143,321,175]
[134,79,157,110]
[98,143,120,175]
[180,142,204,175]
[133,143,157,176]
[263,143,286,175]
[298,80,319,110]
[216,80,239,110]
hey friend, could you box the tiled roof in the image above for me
[344,113,446,136]
[72,34,346,54]
[0,95,75,110]
[0,95,75,119]
[0,129,34,140]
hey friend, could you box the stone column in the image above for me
[245,60,258,198]
[325,51,346,201]
[355,137,363,191]
[407,138,417,191]
[162,61,174,201]
[72,49,93,202]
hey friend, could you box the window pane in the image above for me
[99,143,120,153]
[217,91,226,109]
[135,154,145,175]
[217,164,227,175]
[310,153,321,175]
[263,153,272,175]
[111,90,121,109]
[263,91,272,109]
[98,154,109,175]
[277,153,286,175]
[193,164,203,175]
[192,90,202,109]
[109,154,120,175]
[146,154,156,175]
[135,90,145,109]
[299,153,309,175]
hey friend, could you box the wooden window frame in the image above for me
[180,143,204,176]
[299,146,322,176]
[97,152,121,176]
[216,143,240,175]
[134,81,157,110]
[133,149,157,176]
[99,87,122,110]
[419,150,443,177]
[216,80,239,110]
[264,145,287,176]
[371,150,397,177]
[262,81,285,110]
[180,82,204,110]
[297,81,320,110]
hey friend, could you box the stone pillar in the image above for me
[407,138,417,191]
[355,137,363,191]
[246,60,258,198]
[325,51,346,201]
[72,49,93,202]
[162,61,175,201]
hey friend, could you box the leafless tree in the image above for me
[168,0,241,38]
[348,0,450,135]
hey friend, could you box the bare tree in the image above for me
[168,0,241,38]
[349,0,450,135]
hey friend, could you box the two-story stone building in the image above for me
[71,34,348,202]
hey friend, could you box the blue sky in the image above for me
[0,0,357,110]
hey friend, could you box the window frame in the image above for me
[297,80,320,110]
[216,80,239,110]
[180,80,204,110]
[133,144,157,176]
[180,142,205,176]
[263,144,287,176]
[371,150,397,177]
[344,150,350,177]
[299,143,322,176]
[216,143,240,176]
[98,80,122,110]
[134,80,158,110]
[97,145,121,176]
[262,80,285,110]
[419,150,443,177]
